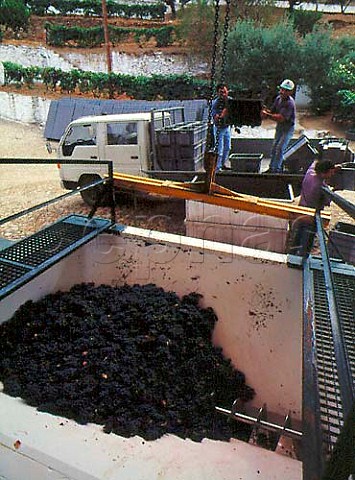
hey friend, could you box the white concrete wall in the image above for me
[186,201,289,253]
[0,91,50,124]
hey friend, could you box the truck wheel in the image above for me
[79,175,112,207]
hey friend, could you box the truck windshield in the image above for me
[107,122,138,145]
[62,124,97,156]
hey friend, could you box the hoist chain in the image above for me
[207,0,220,150]
[220,0,231,84]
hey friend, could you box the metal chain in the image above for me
[220,0,231,85]
[207,0,220,150]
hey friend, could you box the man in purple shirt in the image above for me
[290,160,341,257]
[262,79,296,173]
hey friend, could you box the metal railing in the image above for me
[301,190,355,480]
[0,158,116,226]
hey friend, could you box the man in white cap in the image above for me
[262,79,296,173]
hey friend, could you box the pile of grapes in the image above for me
[0,283,254,441]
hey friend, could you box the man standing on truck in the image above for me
[212,83,232,171]
[262,79,296,173]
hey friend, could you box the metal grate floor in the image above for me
[313,268,355,454]
[0,215,111,300]
[1,222,97,267]
[0,260,31,288]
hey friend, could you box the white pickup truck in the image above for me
[57,107,207,205]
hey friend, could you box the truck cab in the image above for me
[57,108,207,205]
[58,112,164,189]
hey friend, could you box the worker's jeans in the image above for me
[289,217,316,257]
[269,124,294,173]
[214,125,231,170]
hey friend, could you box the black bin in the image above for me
[328,222,355,265]
[283,135,318,173]
[329,162,355,191]
[229,153,263,173]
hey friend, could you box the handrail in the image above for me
[315,213,355,417]
[322,185,355,221]
[0,158,116,224]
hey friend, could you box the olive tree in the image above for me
[225,20,301,102]
[300,27,339,114]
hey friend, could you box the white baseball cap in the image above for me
[280,79,295,91]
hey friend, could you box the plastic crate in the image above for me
[229,153,263,173]
[176,157,196,171]
[227,98,263,127]
[177,142,204,159]
[283,135,318,173]
[319,139,353,164]
[175,123,208,146]
[156,130,173,146]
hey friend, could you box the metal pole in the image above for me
[322,185,355,221]
[101,0,112,73]
[302,258,324,479]
[315,213,355,417]
[215,406,302,440]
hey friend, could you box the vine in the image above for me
[45,23,175,48]
[26,0,166,19]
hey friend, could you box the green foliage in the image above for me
[289,9,322,36]
[330,52,355,89]
[225,20,300,101]
[26,0,166,19]
[301,27,339,114]
[224,19,354,114]
[330,53,355,126]
[45,23,174,48]
[22,66,42,87]
[176,0,215,57]
[0,0,30,31]
[336,89,355,125]
[2,61,41,86]
[2,61,210,99]
[41,66,62,90]
[334,35,355,59]
[2,61,24,85]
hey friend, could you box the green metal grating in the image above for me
[313,269,355,455]
[0,215,111,300]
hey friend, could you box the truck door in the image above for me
[104,121,141,175]
[59,123,107,182]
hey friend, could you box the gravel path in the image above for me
[0,118,354,245]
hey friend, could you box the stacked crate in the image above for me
[319,138,354,165]
[174,122,208,171]
[155,122,207,171]
[155,127,177,170]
